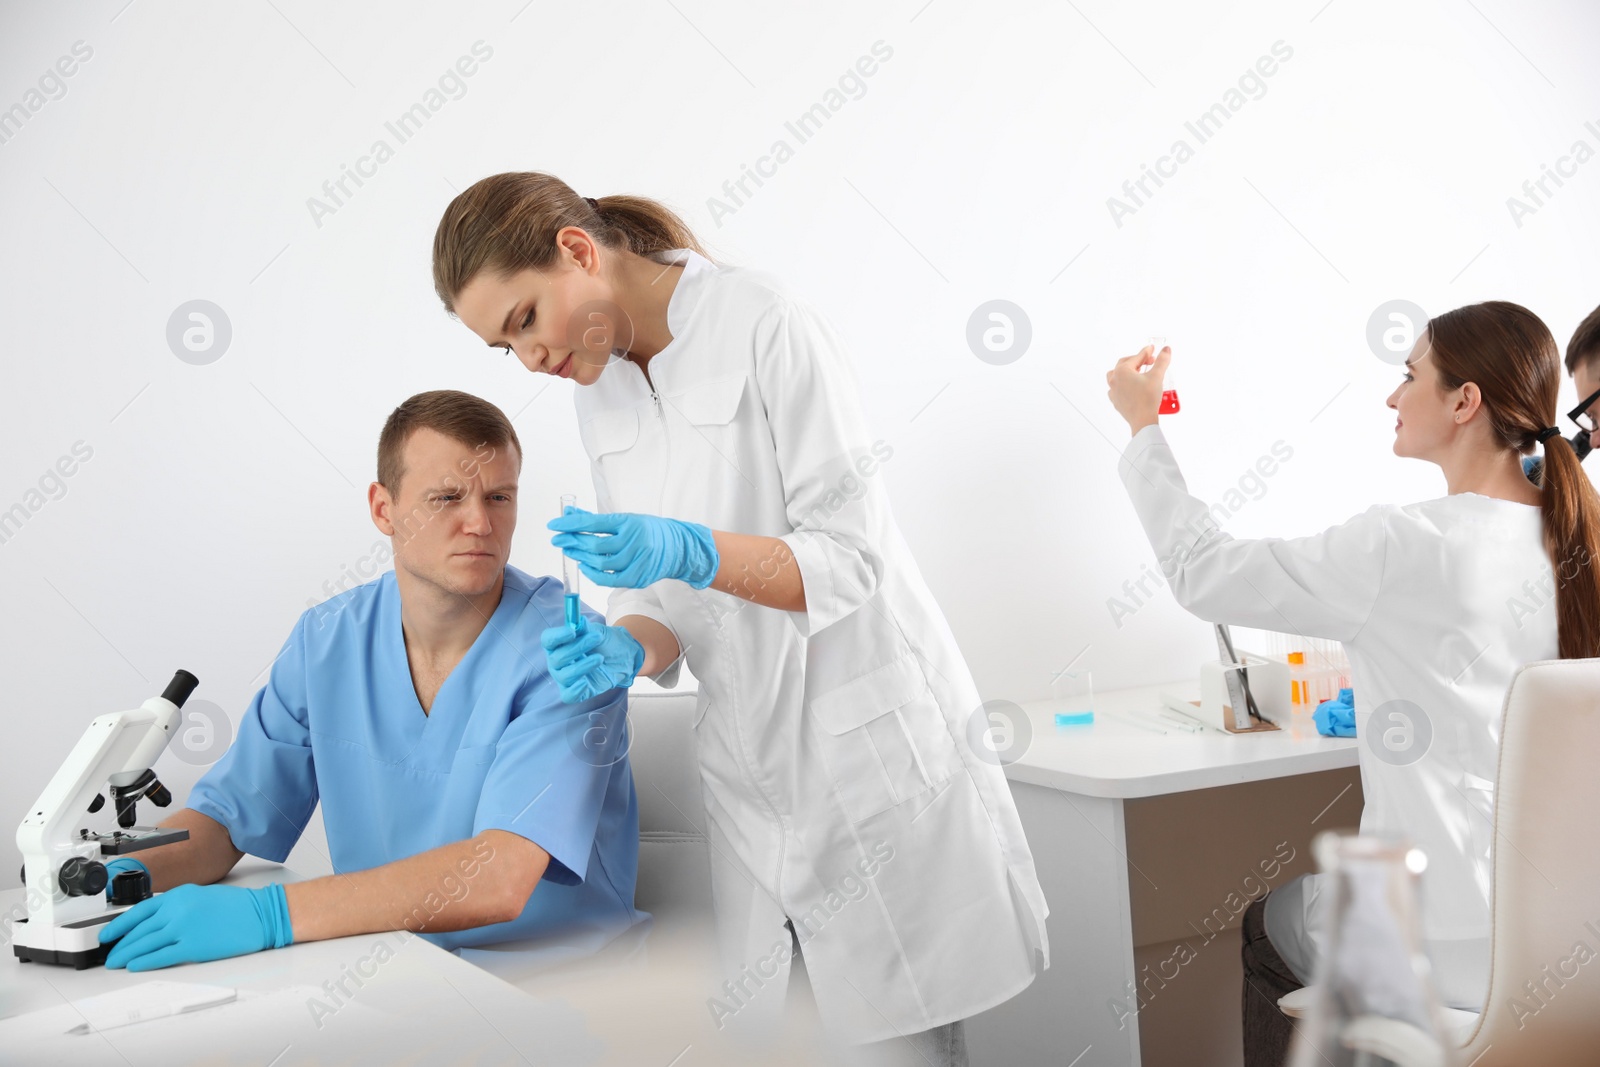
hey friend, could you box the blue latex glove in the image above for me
[1314,687,1356,737]
[98,882,294,971]
[548,508,718,589]
[541,616,645,703]
[103,856,148,901]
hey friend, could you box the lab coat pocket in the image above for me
[808,653,959,824]
[578,407,643,496]
[668,376,749,487]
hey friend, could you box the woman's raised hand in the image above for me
[1106,343,1171,435]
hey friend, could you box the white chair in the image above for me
[626,684,715,927]
[1279,658,1600,1065]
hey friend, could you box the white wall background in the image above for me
[3,0,1597,884]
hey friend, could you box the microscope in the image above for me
[12,669,198,968]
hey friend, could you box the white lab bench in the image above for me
[964,682,1363,1067]
[0,859,584,1065]
[0,859,838,1065]
[1,682,1359,1067]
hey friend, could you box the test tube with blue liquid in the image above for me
[561,494,581,630]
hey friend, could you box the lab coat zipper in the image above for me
[626,354,664,420]
[627,355,668,521]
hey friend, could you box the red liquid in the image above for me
[1159,389,1181,415]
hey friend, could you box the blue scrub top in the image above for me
[189,565,647,956]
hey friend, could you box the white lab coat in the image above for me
[572,249,1048,1043]
[1119,424,1558,1009]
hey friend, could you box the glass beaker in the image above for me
[1287,834,1459,1067]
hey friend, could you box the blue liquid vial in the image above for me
[560,494,581,630]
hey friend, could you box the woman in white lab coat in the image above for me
[1105,302,1600,1067]
[431,174,1047,1064]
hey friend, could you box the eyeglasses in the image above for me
[1571,386,1600,434]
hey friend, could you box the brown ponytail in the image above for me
[431,172,712,314]
[1428,301,1600,658]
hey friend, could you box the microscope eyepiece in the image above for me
[161,669,199,708]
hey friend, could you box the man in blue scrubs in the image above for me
[97,390,646,971]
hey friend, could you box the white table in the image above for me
[0,859,615,1066]
[964,682,1362,1067]
[1,682,1359,1067]
[0,861,842,1066]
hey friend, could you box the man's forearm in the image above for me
[133,808,245,892]
[283,830,548,944]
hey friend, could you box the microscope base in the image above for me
[11,912,121,969]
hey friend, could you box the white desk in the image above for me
[965,682,1362,1067]
[0,859,619,1066]
[0,682,1358,1067]
[0,861,841,1065]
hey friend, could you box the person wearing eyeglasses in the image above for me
[1524,303,1600,483]
[1570,304,1600,447]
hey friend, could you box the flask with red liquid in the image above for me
[1149,336,1180,414]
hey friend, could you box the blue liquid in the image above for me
[565,593,580,630]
